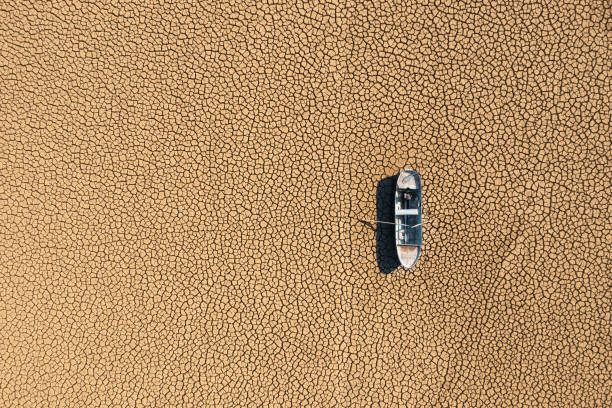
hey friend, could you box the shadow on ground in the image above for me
[375,175,400,274]
[358,175,400,274]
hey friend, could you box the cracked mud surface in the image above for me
[1,1,610,406]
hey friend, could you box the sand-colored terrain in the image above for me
[0,1,609,406]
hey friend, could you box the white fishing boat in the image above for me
[395,170,422,268]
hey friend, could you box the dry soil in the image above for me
[0,1,610,406]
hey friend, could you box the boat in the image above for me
[395,170,422,268]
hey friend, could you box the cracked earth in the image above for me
[0,1,610,406]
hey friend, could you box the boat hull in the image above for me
[395,170,422,269]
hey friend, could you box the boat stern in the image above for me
[397,245,420,269]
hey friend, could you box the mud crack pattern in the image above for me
[0,0,610,406]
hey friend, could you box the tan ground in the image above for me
[0,1,610,406]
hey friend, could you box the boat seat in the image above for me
[396,208,419,216]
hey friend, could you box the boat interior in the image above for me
[395,188,422,246]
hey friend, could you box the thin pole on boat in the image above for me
[362,220,422,228]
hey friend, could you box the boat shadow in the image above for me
[375,175,400,274]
